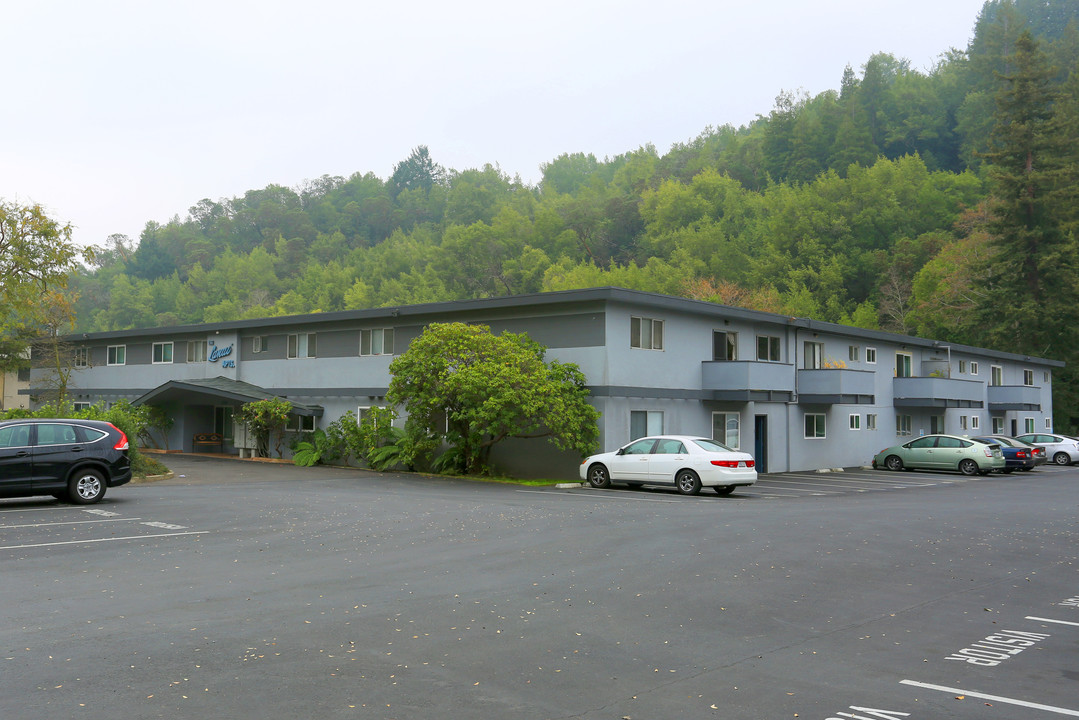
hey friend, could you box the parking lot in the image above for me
[2,456,1077,719]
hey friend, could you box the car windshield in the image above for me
[691,438,733,452]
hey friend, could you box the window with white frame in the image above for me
[630,317,664,350]
[252,336,265,353]
[896,414,912,436]
[849,414,860,430]
[152,342,173,364]
[866,413,877,430]
[848,345,860,362]
[1044,371,1051,383]
[1024,417,1035,433]
[958,360,967,374]
[804,341,824,369]
[757,335,781,362]
[971,416,980,430]
[1023,369,1034,386]
[991,365,1003,386]
[866,347,877,364]
[288,333,316,359]
[895,352,912,377]
[630,410,663,439]
[992,416,1004,434]
[187,340,208,363]
[361,328,395,356]
[804,413,826,439]
[286,414,316,432]
[713,331,736,361]
[107,345,126,366]
[711,412,740,449]
[970,361,979,375]
[959,415,968,430]
[73,402,92,412]
[74,347,89,368]
[1046,417,1052,430]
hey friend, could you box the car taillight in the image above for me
[711,460,755,468]
[1017,450,1029,459]
[984,447,994,457]
[108,423,129,451]
[745,460,755,468]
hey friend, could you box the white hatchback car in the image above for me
[580,435,757,496]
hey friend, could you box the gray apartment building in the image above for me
[33,287,1061,478]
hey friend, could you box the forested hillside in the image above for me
[66,0,1079,424]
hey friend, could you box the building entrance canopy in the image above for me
[133,376,323,417]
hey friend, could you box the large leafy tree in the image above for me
[387,322,599,474]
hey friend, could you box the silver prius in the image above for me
[580,435,757,496]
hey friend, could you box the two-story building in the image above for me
[30,287,1061,477]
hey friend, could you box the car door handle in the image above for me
[70,446,84,453]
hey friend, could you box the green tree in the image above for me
[386,323,599,474]
[239,398,293,458]
[390,145,444,198]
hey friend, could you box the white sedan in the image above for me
[579,435,757,496]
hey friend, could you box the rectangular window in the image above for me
[630,317,663,350]
[849,414,860,430]
[1023,369,1034,386]
[252,336,265,353]
[712,331,736,361]
[895,352,912,378]
[896,415,912,437]
[107,345,126,366]
[288,333,316,359]
[361,328,395,356]
[970,361,979,375]
[711,412,740,449]
[187,340,208,363]
[214,406,235,441]
[72,402,92,412]
[804,413,826,439]
[287,414,316,432]
[630,410,663,439]
[1046,417,1052,430]
[152,342,174,364]
[991,365,1003,386]
[74,347,89,368]
[958,360,967,374]
[971,416,980,430]
[866,413,877,431]
[930,415,945,434]
[1025,417,1035,433]
[992,416,1004,434]
[804,341,824,370]
[1044,371,1051,383]
[959,415,968,430]
[866,347,877,364]
[848,345,860,362]
[756,335,781,362]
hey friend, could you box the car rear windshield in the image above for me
[691,438,734,452]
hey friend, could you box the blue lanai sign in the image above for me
[208,340,236,368]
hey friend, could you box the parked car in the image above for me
[971,435,1036,472]
[872,434,1005,475]
[989,435,1046,468]
[0,419,132,504]
[1014,433,1079,465]
[580,435,757,496]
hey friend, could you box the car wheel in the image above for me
[587,464,611,489]
[884,455,904,471]
[713,485,735,496]
[1053,452,1071,465]
[68,469,107,504]
[958,459,979,476]
[676,470,702,495]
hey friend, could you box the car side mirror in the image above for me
[616,448,625,456]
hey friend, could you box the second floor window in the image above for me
[1023,369,1034,386]
[288,333,316,359]
[187,340,208,363]
[630,317,663,350]
[152,342,174,364]
[74,347,89,368]
[713,331,736,361]
[757,335,780,362]
[361,328,395,356]
[991,365,1003,386]
[804,341,824,369]
[107,345,126,366]
[895,352,912,377]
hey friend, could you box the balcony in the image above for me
[797,368,875,404]
[987,384,1042,411]
[893,376,985,408]
[702,361,795,402]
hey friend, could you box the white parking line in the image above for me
[1026,616,1079,627]
[516,489,691,504]
[900,679,1079,716]
[0,531,209,550]
[0,506,82,514]
[0,518,140,530]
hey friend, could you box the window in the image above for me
[712,412,740,449]
[1025,417,1035,434]
[959,415,968,430]
[992,416,1004,434]
[214,406,235,441]
[72,402,92,412]
[361,328,395,356]
[1044,371,1051,383]
[74,347,89,368]
[152,342,173,364]
[991,365,1003,386]
[0,424,30,448]
[930,415,945,434]
[848,345,860,362]
[188,340,208,363]
[712,331,736,361]
[970,361,979,375]
[288,333,316,359]
[866,413,877,431]
[849,414,860,430]
[107,345,126,366]
[804,341,824,370]
[958,360,967,374]
[252,336,265,353]
[357,406,375,424]
[286,414,316,432]
[866,347,877,364]
[630,410,663,439]
[630,317,663,350]
[1023,369,1034,386]
[756,335,780,362]
[896,415,912,436]
[654,438,687,454]
[895,352,912,378]
[1046,418,1052,430]
[971,416,980,430]
[804,413,826,439]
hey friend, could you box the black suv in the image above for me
[0,419,132,504]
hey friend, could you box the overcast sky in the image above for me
[4,0,989,249]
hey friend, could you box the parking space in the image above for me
[0,500,207,550]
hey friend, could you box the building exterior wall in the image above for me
[31,288,1062,478]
